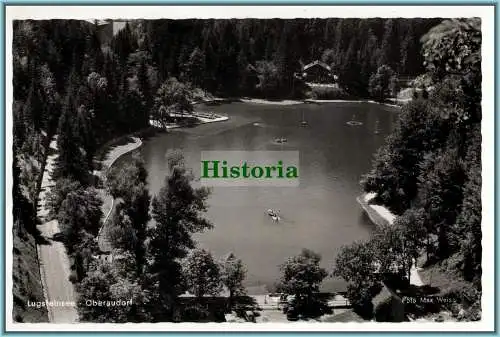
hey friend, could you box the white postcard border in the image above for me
[4,5,495,332]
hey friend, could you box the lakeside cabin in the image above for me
[301,60,339,86]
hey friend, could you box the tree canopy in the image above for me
[348,17,482,320]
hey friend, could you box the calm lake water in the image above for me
[122,101,398,293]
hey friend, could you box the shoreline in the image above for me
[149,112,229,130]
[356,192,396,228]
[95,137,143,252]
[199,97,404,108]
[240,98,303,106]
[101,136,143,170]
[307,99,403,108]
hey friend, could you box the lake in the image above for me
[122,101,399,294]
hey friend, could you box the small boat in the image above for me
[346,113,363,126]
[267,209,281,222]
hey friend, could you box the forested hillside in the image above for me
[142,18,440,97]
[335,18,482,321]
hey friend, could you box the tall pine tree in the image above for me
[54,92,89,185]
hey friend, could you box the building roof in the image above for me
[85,19,112,26]
[372,284,394,308]
[303,60,332,72]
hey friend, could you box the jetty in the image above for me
[356,192,396,228]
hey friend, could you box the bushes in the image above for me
[47,178,82,218]
[374,297,393,322]
[368,65,398,102]
[57,188,102,253]
[445,286,481,321]
[182,249,222,299]
[277,249,328,319]
[307,86,350,100]
[180,304,211,322]
[361,98,450,214]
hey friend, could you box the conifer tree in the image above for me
[54,93,89,185]
[146,152,211,319]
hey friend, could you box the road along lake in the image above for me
[118,101,399,294]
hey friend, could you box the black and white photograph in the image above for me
[6,5,494,331]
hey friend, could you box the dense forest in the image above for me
[143,18,440,97]
[12,17,481,323]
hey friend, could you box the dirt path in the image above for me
[36,137,79,323]
[101,137,142,169]
[410,259,424,286]
[96,137,143,252]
